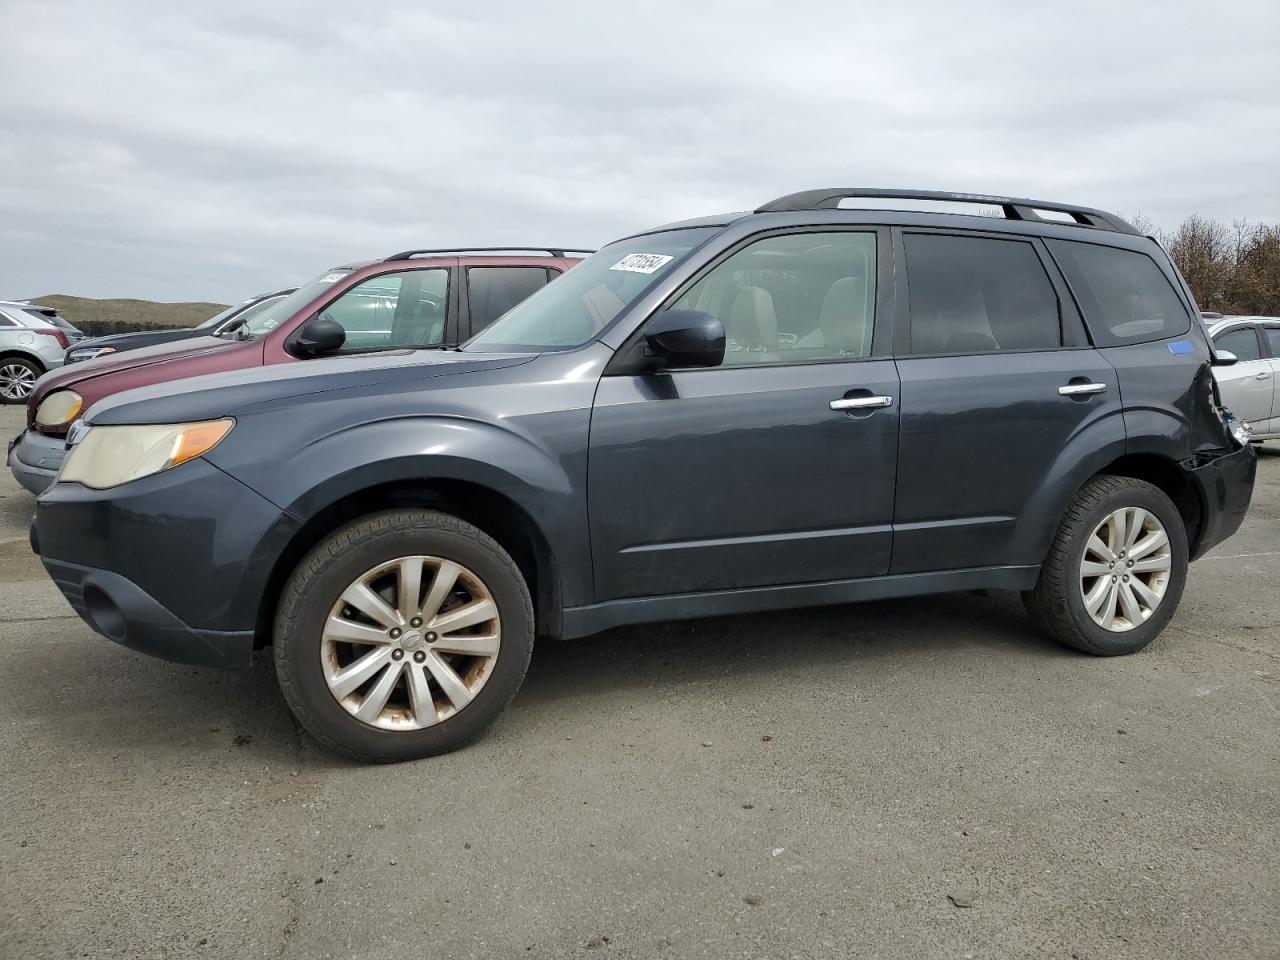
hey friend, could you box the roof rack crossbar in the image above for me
[384,247,596,262]
[754,188,1139,235]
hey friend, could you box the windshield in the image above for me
[196,300,251,330]
[238,269,355,338]
[463,228,719,351]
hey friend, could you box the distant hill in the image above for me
[29,294,229,337]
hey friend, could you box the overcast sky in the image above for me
[2,0,1277,303]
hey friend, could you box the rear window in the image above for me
[1048,240,1190,347]
[467,266,556,334]
[903,234,1061,354]
[1265,327,1280,358]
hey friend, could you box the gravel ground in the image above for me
[1,403,1277,959]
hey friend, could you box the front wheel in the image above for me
[274,510,534,762]
[1024,476,1188,656]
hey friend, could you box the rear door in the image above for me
[1263,324,1280,433]
[890,229,1122,573]
[1211,324,1272,426]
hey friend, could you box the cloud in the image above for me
[2,0,1277,301]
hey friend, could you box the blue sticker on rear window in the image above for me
[1167,340,1195,355]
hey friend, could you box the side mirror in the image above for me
[1212,349,1238,368]
[642,309,725,370]
[290,316,346,357]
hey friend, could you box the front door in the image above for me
[588,230,899,601]
[1213,324,1274,428]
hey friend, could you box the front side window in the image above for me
[464,228,717,352]
[670,231,877,364]
[319,270,449,351]
[467,267,556,334]
[1048,240,1190,346]
[1215,327,1262,362]
[904,234,1061,354]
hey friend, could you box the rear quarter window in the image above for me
[1047,240,1190,347]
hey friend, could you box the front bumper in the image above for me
[41,555,255,670]
[1188,442,1257,560]
[7,428,66,495]
[34,457,301,671]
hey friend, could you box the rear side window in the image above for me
[467,267,556,334]
[1047,240,1190,346]
[1215,327,1262,361]
[1265,327,1280,358]
[0,311,16,328]
[904,234,1060,354]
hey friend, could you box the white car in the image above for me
[1209,316,1280,442]
[0,301,84,403]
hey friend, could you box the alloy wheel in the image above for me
[0,363,36,401]
[1079,506,1171,632]
[321,555,502,730]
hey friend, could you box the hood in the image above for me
[31,335,245,407]
[86,348,537,427]
[69,327,201,353]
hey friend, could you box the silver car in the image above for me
[1209,316,1280,442]
[0,301,84,403]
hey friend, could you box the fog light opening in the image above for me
[83,585,126,642]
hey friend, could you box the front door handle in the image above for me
[830,395,894,411]
[1255,372,1272,380]
[1058,382,1108,397]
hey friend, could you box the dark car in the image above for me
[9,249,587,493]
[61,289,296,364]
[32,189,1255,762]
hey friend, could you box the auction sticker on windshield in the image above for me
[610,253,674,274]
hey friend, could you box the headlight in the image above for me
[35,390,83,428]
[60,419,234,489]
[69,346,116,362]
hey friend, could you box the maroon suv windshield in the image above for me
[241,269,354,337]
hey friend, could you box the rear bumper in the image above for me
[41,555,255,670]
[7,428,65,494]
[1188,443,1257,560]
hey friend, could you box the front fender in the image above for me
[210,412,593,608]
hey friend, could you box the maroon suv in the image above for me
[9,248,587,493]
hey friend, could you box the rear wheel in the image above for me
[0,357,41,403]
[1024,475,1188,655]
[274,510,534,761]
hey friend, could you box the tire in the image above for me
[274,509,535,762]
[0,356,42,404]
[1023,475,1188,656]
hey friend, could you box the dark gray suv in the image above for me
[32,189,1256,761]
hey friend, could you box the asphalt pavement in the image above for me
[1,403,1277,959]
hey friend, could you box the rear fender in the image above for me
[1007,411,1128,566]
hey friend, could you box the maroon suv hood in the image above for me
[29,336,256,430]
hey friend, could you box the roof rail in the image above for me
[383,246,596,262]
[754,188,1140,235]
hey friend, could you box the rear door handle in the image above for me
[830,395,894,411]
[1058,382,1108,397]
[1255,372,1272,380]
